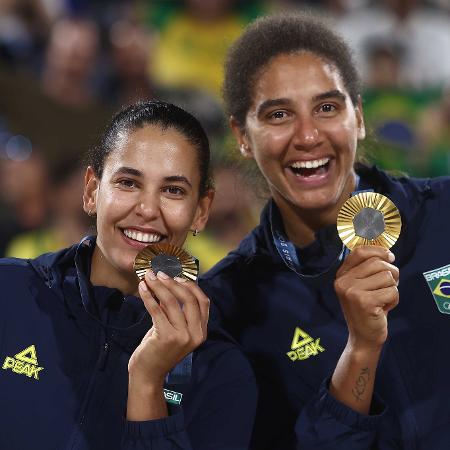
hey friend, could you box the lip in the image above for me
[118,226,167,249]
[286,155,333,166]
[285,158,334,188]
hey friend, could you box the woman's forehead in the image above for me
[251,53,347,104]
[104,126,199,176]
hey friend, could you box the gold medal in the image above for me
[133,243,199,281]
[337,192,402,250]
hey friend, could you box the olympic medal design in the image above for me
[133,243,199,281]
[337,192,402,250]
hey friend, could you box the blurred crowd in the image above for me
[0,0,449,270]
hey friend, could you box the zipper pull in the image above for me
[99,341,110,371]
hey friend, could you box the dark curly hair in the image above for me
[86,101,213,196]
[223,13,361,127]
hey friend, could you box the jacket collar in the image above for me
[239,165,432,271]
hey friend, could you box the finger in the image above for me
[356,285,399,313]
[380,286,399,313]
[156,276,203,341]
[138,281,171,330]
[145,272,187,330]
[174,278,210,336]
[337,245,395,276]
[348,257,399,282]
[342,270,397,295]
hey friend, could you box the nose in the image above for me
[135,190,160,221]
[292,116,320,150]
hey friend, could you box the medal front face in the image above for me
[133,243,199,281]
[337,192,402,250]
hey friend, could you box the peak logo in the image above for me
[286,327,325,362]
[2,345,44,380]
[424,264,450,315]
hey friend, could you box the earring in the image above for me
[240,144,248,154]
[87,209,96,217]
[192,229,199,237]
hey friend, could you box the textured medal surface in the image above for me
[337,192,402,250]
[133,243,198,281]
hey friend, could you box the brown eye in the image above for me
[319,104,336,113]
[118,179,136,188]
[163,186,185,196]
[269,110,287,120]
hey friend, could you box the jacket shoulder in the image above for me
[0,257,34,276]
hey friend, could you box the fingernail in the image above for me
[174,276,187,283]
[146,270,157,281]
[139,281,148,291]
[157,271,169,280]
[388,252,395,262]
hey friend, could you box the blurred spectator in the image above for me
[185,163,263,272]
[268,0,370,16]
[147,0,261,99]
[104,19,155,107]
[0,149,50,256]
[41,17,100,107]
[0,0,51,69]
[334,0,450,89]
[0,13,112,162]
[5,156,90,258]
[417,88,450,176]
[103,18,226,147]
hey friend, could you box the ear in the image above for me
[83,166,100,216]
[191,189,215,233]
[229,116,253,159]
[356,96,366,140]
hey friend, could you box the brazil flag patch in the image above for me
[423,263,450,315]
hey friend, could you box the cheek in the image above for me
[161,200,196,229]
[327,121,359,153]
[251,127,292,162]
[97,188,135,221]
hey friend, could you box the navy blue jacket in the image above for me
[200,166,450,450]
[0,237,257,450]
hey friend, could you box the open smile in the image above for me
[288,157,331,178]
[121,228,166,245]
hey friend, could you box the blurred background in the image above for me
[0,0,449,271]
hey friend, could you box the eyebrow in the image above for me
[114,167,192,188]
[164,175,192,188]
[256,90,347,117]
[256,98,291,117]
[115,166,143,177]
[312,89,347,103]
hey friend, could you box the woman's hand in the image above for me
[330,245,399,414]
[334,245,399,351]
[126,270,209,421]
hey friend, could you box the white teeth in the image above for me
[291,157,330,169]
[123,229,162,243]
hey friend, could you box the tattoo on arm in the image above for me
[351,367,370,402]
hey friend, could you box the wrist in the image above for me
[345,339,384,359]
[128,370,165,393]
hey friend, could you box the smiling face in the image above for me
[231,52,365,229]
[83,124,212,291]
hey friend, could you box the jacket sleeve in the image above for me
[121,346,257,450]
[294,378,387,450]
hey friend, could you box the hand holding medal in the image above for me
[128,244,207,391]
[334,192,401,350]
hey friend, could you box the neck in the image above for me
[90,245,139,296]
[275,172,357,248]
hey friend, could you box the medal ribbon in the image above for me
[271,175,373,278]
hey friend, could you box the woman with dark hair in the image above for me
[200,13,450,449]
[0,101,257,450]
